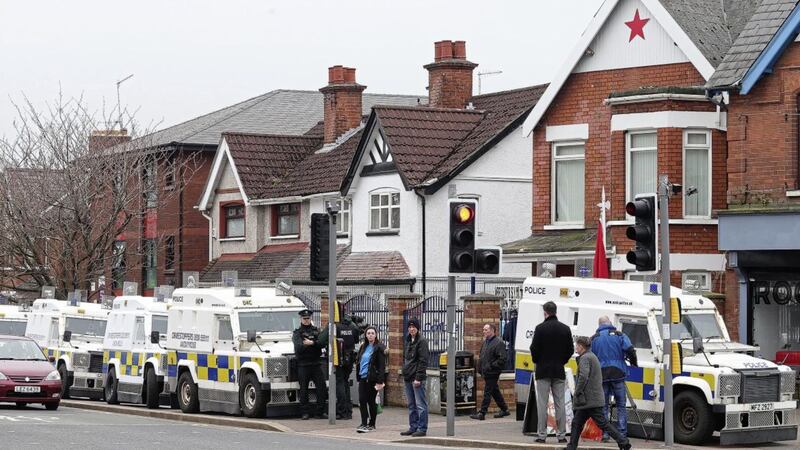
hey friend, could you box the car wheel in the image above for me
[177,371,199,413]
[57,364,71,400]
[239,372,267,418]
[15,402,27,408]
[45,402,59,411]
[105,371,119,404]
[145,367,159,409]
[674,390,713,445]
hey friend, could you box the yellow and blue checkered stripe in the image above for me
[102,351,159,377]
[44,347,71,361]
[166,351,264,384]
[515,353,716,401]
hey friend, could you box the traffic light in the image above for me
[625,193,658,272]
[310,213,330,281]
[449,201,476,273]
[475,248,501,274]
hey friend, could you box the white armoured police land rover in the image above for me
[166,287,306,418]
[25,299,110,400]
[514,277,798,445]
[102,295,170,408]
[0,304,30,336]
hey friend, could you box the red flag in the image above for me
[593,220,609,278]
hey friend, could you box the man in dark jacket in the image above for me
[400,318,429,437]
[292,309,326,420]
[591,316,637,441]
[471,323,509,420]
[565,337,630,450]
[320,312,361,420]
[530,301,573,444]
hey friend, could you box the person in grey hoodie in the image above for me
[564,337,630,450]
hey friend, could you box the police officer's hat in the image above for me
[298,309,313,318]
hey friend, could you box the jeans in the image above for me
[404,380,428,432]
[358,380,378,427]
[566,406,630,450]
[603,380,627,439]
[479,376,508,414]
[535,378,566,439]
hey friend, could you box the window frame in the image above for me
[625,130,658,209]
[682,129,712,219]
[368,190,401,232]
[272,202,301,237]
[142,160,158,208]
[324,198,351,236]
[550,141,586,225]
[143,239,157,290]
[164,236,175,272]
[220,202,246,239]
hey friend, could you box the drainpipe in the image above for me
[414,189,427,298]
[199,209,213,262]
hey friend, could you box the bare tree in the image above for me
[0,92,200,300]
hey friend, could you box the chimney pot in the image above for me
[453,41,466,59]
[328,65,345,84]
[440,40,453,60]
[424,40,477,109]
[343,67,356,84]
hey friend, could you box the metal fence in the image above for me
[403,295,464,367]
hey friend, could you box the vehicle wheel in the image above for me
[239,372,267,418]
[105,371,119,404]
[45,402,59,411]
[15,402,27,408]
[177,371,199,413]
[145,367,159,409]
[57,364,71,400]
[674,390,713,445]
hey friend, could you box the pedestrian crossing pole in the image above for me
[658,174,674,447]
[327,201,339,426]
[446,275,456,436]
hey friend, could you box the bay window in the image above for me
[626,131,658,205]
[552,142,585,224]
[222,203,245,238]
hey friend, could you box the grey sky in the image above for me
[0,0,603,139]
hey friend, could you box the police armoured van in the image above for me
[25,299,110,400]
[0,304,30,336]
[102,295,170,408]
[166,286,306,417]
[514,277,797,445]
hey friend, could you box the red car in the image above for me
[0,334,62,409]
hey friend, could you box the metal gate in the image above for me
[343,294,389,344]
[404,295,463,367]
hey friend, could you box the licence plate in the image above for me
[749,402,773,412]
[14,386,41,393]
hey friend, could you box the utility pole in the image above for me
[326,201,339,425]
[446,187,457,437]
[658,174,674,447]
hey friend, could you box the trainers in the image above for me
[470,412,485,420]
[365,426,375,432]
[356,425,367,433]
[301,413,310,420]
[601,436,610,443]
[411,430,427,437]
[400,429,416,436]
[494,410,510,418]
[534,438,546,443]
[558,437,568,443]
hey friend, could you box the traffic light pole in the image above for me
[658,174,674,447]
[327,205,338,425]
[446,275,456,436]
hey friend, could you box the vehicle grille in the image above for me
[265,357,289,378]
[8,376,43,383]
[89,352,104,373]
[741,371,780,403]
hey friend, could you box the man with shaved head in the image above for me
[591,316,637,442]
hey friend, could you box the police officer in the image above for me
[292,309,326,420]
[591,316,638,441]
[322,312,362,420]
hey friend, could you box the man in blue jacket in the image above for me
[590,316,637,441]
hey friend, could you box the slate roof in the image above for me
[200,244,410,282]
[706,0,799,88]
[131,90,423,150]
[661,0,760,69]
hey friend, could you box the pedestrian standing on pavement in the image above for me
[530,301,573,444]
[471,323,510,420]
[355,326,385,433]
[400,317,429,437]
[564,337,631,450]
[591,316,638,442]
[292,309,326,420]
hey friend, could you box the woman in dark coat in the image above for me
[355,326,386,432]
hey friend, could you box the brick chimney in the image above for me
[88,129,131,153]
[424,40,478,109]
[320,65,366,144]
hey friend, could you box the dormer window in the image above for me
[221,203,245,238]
[369,190,400,232]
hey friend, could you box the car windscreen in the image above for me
[65,316,107,337]
[657,313,724,340]
[238,311,299,334]
[0,320,27,336]
[152,315,168,336]
[0,338,47,360]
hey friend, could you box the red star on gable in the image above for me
[625,8,650,42]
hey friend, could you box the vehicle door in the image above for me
[131,315,146,377]
[212,314,236,387]
[618,315,661,409]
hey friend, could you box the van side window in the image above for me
[49,318,60,344]
[134,316,146,344]
[620,320,651,349]
[216,315,233,341]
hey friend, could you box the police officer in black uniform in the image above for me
[292,309,326,420]
[321,314,362,420]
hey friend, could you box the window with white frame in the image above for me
[552,142,585,224]
[627,131,658,205]
[683,130,711,218]
[325,198,350,235]
[682,271,711,291]
[369,191,400,231]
